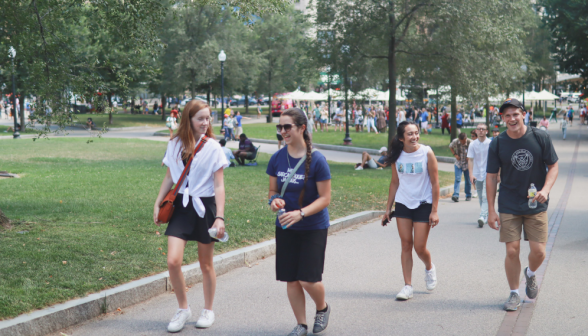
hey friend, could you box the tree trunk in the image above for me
[207,84,211,106]
[190,71,196,99]
[387,3,397,146]
[107,93,113,125]
[450,84,457,141]
[0,208,10,229]
[268,69,273,123]
[20,94,26,132]
[245,94,249,114]
[161,94,166,121]
[485,96,490,130]
[131,97,135,114]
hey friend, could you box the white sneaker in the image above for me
[195,309,215,329]
[477,217,485,228]
[355,166,364,170]
[396,285,413,300]
[425,265,437,291]
[167,306,192,333]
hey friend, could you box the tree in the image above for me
[541,0,588,95]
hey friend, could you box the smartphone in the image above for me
[381,210,396,226]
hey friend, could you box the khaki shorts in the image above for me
[499,212,548,243]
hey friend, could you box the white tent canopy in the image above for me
[281,89,307,100]
[534,90,559,100]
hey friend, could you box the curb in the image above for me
[152,133,455,163]
[0,210,384,336]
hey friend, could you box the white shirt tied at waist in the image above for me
[162,135,229,217]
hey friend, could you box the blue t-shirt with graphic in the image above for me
[266,147,331,230]
[235,115,243,127]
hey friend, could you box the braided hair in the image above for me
[282,108,312,207]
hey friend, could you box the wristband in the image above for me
[215,216,225,221]
[268,194,282,206]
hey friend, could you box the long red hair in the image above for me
[172,100,215,161]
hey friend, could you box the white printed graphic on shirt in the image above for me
[511,149,533,171]
[396,161,424,174]
[277,168,305,185]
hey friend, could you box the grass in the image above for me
[74,113,168,128]
[0,137,452,319]
[0,126,38,136]
[228,123,506,157]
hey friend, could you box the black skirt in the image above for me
[275,227,328,282]
[165,194,218,243]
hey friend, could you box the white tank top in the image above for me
[395,145,433,209]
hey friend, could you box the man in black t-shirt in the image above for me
[486,98,559,312]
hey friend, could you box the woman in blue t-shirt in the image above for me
[266,108,332,336]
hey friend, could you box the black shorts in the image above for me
[276,133,284,141]
[275,227,328,282]
[568,115,573,121]
[456,124,463,128]
[395,202,432,223]
[165,194,218,243]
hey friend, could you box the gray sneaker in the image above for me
[451,195,459,202]
[524,267,538,299]
[503,292,521,311]
[287,325,307,336]
[313,304,330,333]
[465,197,472,201]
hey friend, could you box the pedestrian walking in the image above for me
[383,120,440,301]
[486,98,559,311]
[456,109,464,131]
[441,111,449,134]
[560,116,568,140]
[467,123,491,227]
[166,108,179,139]
[257,103,262,119]
[154,100,229,332]
[314,103,321,130]
[376,108,387,132]
[355,106,364,132]
[567,106,574,126]
[320,106,329,132]
[539,116,549,130]
[366,108,378,133]
[223,113,235,141]
[267,108,332,336]
[449,133,472,202]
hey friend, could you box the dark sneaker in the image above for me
[503,292,521,311]
[465,197,472,201]
[287,325,307,336]
[313,304,330,333]
[524,267,539,299]
[451,195,459,202]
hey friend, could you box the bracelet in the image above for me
[268,194,282,205]
[215,216,225,221]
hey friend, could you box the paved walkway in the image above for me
[46,124,587,335]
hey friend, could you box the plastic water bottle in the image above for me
[528,183,537,209]
[208,228,229,242]
[277,208,286,228]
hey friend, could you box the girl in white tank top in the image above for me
[383,121,440,301]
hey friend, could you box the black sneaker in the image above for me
[524,267,539,299]
[465,197,472,201]
[313,304,330,333]
[451,195,459,202]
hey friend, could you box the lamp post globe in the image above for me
[218,50,226,129]
[9,46,20,139]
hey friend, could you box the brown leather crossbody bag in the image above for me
[158,136,209,223]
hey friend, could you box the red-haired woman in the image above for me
[154,100,229,333]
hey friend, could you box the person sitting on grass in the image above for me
[355,147,389,170]
[86,118,95,130]
[219,139,236,167]
[232,134,257,165]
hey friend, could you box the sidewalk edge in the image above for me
[0,210,383,336]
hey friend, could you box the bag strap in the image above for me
[279,148,318,197]
[172,136,209,197]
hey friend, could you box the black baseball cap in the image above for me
[499,98,526,114]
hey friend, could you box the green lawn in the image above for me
[74,113,168,128]
[0,126,37,136]
[0,137,452,319]
[236,123,500,157]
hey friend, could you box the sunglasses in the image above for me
[276,124,297,132]
[476,128,487,131]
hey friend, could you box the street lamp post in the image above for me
[521,64,528,109]
[218,50,226,125]
[9,47,20,139]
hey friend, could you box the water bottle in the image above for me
[208,228,229,242]
[277,208,286,228]
[528,183,537,209]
